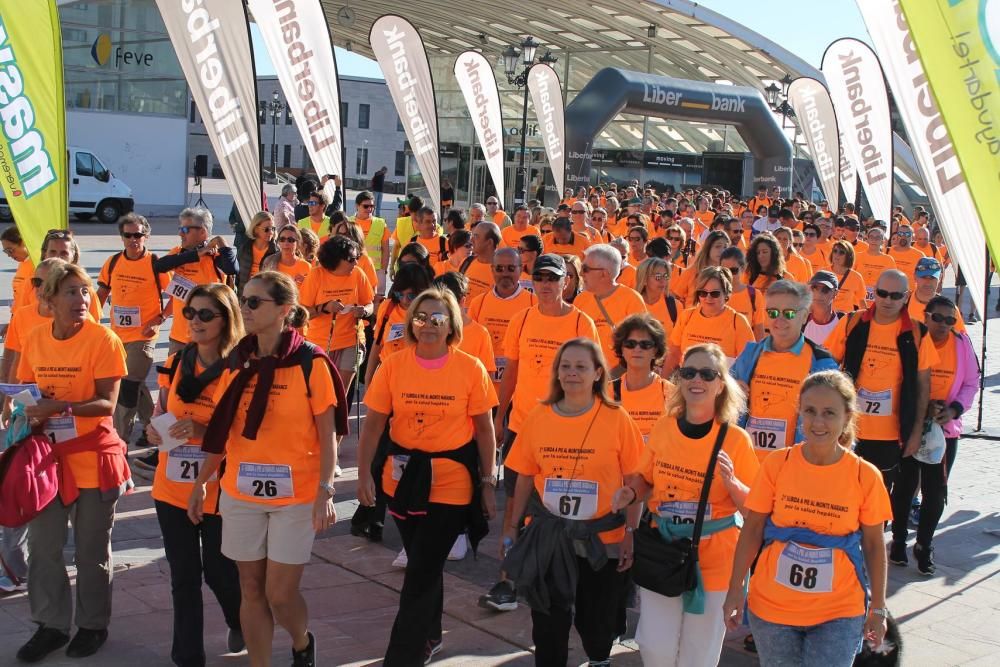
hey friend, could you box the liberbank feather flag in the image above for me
[0,1,66,263]
[248,0,342,202]
[370,16,440,215]
[454,51,505,208]
[897,0,1000,266]
[822,39,894,221]
[527,64,565,199]
[787,78,841,207]
[155,0,260,228]
[858,0,988,317]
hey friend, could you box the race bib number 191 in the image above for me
[166,275,197,302]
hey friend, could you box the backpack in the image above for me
[664,294,678,324]
[459,255,476,274]
[747,285,757,312]
[105,251,164,309]
[409,234,449,262]
[0,433,58,528]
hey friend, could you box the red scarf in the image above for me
[54,423,132,505]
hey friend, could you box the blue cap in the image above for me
[915,256,942,278]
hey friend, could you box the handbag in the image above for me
[631,422,729,597]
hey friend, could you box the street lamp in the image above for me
[502,36,555,205]
[764,76,795,129]
[259,90,286,183]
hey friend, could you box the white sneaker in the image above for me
[392,548,408,568]
[447,534,468,561]
[334,464,343,478]
[0,574,24,593]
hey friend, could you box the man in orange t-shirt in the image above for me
[542,217,590,260]
[464,222,501,300]
[500,206,541,248]
[886,224,925,289]
[485,196,512,229]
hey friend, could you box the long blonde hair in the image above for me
[542,338,618,407]
[800,370,858,446]
[665,343,746,424]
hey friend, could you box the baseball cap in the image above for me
[809,270,838,290]
[915,257,942,278]
[767,205,781,218]
[628,197,642,206]
[532,253,567,276]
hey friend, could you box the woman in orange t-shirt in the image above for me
[637,257,677,342]
[612,313,674,439]
[613,343,757,667]
[147,284,245,663]
[671,230,729,306]
[724,371,891,666]
[746,233,790,291]
[503,338,644,666]
[188,271,338,667]
[236,212,279,294]
[1,224,33,331]
[262,224,312,286]
[15,262,128,662]
[358,287,498,662]
[828,240,867,313]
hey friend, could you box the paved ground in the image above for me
[1,222,999,666]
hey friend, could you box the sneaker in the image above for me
[392,548,408,568]
[447,534,468,561]
[0,574,23,593]
[334,464,343,478]
[889,540,909,566]
[226,628,245,653]
[368,522,383,543]
[478,580,518,612]
[16,627,69,663]
[291,631,316,667]
[65,627,108,658]
[424,638,442,664]
[909,498,921,529]
[132,450,159,472]
[914,543,936,576]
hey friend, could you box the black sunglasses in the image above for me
[677,367,721,381]
[391,290,416,302]
[622,339,656,350]
[532,273,561,283]
[875,288,906,300]
[929,312,957,326]
[121,232,146,239]
[239,295,276,309]
[182,306,223,323]
[493,265,518,273]
[277,236,298,243]
[696,289,723,299]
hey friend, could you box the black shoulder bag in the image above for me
[631,422,729,597]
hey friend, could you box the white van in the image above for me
[0,146,134,224]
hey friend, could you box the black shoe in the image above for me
[914,543,936,576]
[889,540,909,566]
[226,628,245,654]
[424,638,442,664]
[65,628,108,658]
[368,522,383,543]
[16,627,69,663]
[478,580,517,612]
[743,633,757,653]
[291,631,315,667]
[349,523,368,538]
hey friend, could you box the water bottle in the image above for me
[502,537,514,557]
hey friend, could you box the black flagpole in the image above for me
[976,245,990,432]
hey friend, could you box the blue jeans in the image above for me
[749,609,864,667]
[374,191,384,216]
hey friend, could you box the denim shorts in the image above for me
[748,609,865,667]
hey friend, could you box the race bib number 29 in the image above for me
[113,305,141,328]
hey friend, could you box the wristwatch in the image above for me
[318,482,336,498]
[868,607,889,618]
[625,526,636,533]
[480,474,498,487]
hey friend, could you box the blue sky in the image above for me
[251,0,870,78]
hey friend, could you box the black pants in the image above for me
[384,503,467,666]
[856,439,901,493]
[351,433,390,532]
[154,501,242,667]
[530,558,629,666]
[501,428,519,498]
[891,437,958,547]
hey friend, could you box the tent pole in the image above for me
[976,245,990,432]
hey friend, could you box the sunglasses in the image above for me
[532,273,561,283]
[628,236,644,243]
[45,230,73,239]
[182,306,223,322]
[487,202,499,206]
[897,231,912,237]
[766,308,800,320]
[179,225,204,234]
[239,295,276,309]
[793,242,804,248]
[581,265,606,274]
[260,226,275,233]
[391,290,416,302]
[493,265,518,273]
[803,231,818,238]
[278,236,298,243]
[650,273,668,281]
[668,235,682,241]
[571,210,586,215]
[677,366,721,381]
[622,339,656,350]
[875,288,906,300]
[412,312,450,328]
[360,203,375,209]
[928,312,957,326]
[121,232,146,239]
[307,201,322,207]
[696,289,723,299]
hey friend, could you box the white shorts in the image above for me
[219,491,315,565]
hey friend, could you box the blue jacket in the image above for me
[730,334,839,443]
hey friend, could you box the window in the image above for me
[341,102,348,127]
[189,100,197,123]
[259,104,266,125]
[359,103,370,129]
[356,147,368,176]
[259,144,265,169]
[396,116,404,132]
[283,145,292,168]
[395,151,406,177]
[75,152,95,177]
[285,108,293,125]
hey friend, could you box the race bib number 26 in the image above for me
[236,463,293,499]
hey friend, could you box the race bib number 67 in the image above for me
[542,478,598,520]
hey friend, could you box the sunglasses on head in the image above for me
[766,308,800,320]
[182,306,223,323]
[121,231,145,239]
[412,311,449,328]
[928,312,957,326]
[677,366,721,381]
[239,295,276,309]
[875,288,906,300]
[179,225,203,234]
[278,235,298,243]
[696,289,722,299]
[622,339,656,350]
[45,230,73,239]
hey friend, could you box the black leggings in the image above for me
[855,439,901,493]
[891,438,958,547]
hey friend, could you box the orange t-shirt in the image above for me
[151,353,223,513]
[728,287,765,332]
[908,296,965,333]
[887,246,926,288]
[11,258,34,311]
[645,295,677,343]
[574,286,648,366]
[825,315,939,441]
[619,375,674,439]
[799,246,829,273]
[366,347,497,505]
[506,401,643,544]
[298,266,374,350]
[746,446,892,626]
[636,418,759,590]
[785,254,813,284]
[467,287,537,384]
[213,356,337,505]
[503,306,599,432]
[854,253,897,302]
[373,299,410,361]
[358,254,378,290]
[831,268,867,312]
[274,257,313,286]
[4,304,51,353]
[501,224,542,248]
[413,235,447,261]
[929,333,957,401]
[540,232,590,260]
[460,319,496,375]
[250,245,266,278]
[669,265,700,306]
[164,247,225,343]
[17,319,127,488]
[745,341,815,460]
[670,306,755,363]
[463,259,495,301]
[98,251,171,344]
[619,264,637,290]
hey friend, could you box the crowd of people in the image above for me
[0,178,983,666]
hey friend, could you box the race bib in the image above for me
[493,357,508,383]
[865,286,876,302]
[45,415,78,444]
[542,478,598,520]
[387,323,405,342]
[747,416,789,451]
[858,388,892,416]
[775,542,834,593]
[518,278,535,293]
[165,446,217,483]
[113,305,141,328]
[166,275,197,302]
[657,500,712,525]
[235,463,293,499]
